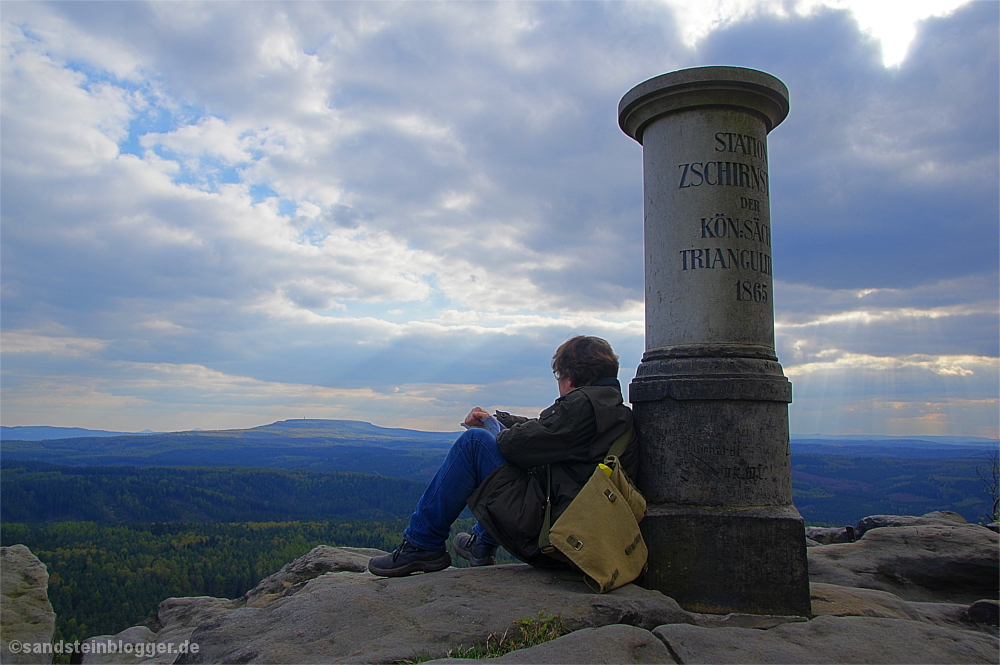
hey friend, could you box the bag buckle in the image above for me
[604,489,617,502]
[625,533,642,555]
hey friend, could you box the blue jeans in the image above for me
[403,428,504,551]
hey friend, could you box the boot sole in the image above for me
[368,555,451,577]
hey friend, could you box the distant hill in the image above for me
[789,441,990,459]
[3,418,995,491]
[0,419,454,444]
[791,433,995,446]
[0,425,159,441]
[0,419,458,482]
[790,434,995,459]
[2,419,996,526]
[4,420,993,462]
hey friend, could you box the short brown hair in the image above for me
[551,336,619,388]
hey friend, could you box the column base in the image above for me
[640,503,811,616]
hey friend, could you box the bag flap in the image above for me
[548,466,647,593]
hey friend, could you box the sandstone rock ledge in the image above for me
[1,545,57,665]
[77,513,997,664]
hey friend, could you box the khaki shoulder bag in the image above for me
[539,427,647,593]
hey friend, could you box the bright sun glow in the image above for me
[666,0,974,66]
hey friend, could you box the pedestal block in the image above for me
[640,504,810,615]
[619,67,810,617]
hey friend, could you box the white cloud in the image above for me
[780,305,990,328]
[1,331,106,356]
[140,116,255,164]
[1,24,134,173]
[2,3,146,80]
[784,351,993,378]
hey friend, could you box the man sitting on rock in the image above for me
[368,335,636,577]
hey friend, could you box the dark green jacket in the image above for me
[468,378,635,567]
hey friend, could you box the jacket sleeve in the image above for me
[494,411,529,429]
[495,394,597,469]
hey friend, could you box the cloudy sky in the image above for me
[2,0,996,437]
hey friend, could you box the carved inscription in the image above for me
[684,442,771,484]
[677,161,768,193]
[724,465,770,481]
[700,214,770,246]
[735,280,768,303]
[677,132,773,304]
[680,214,772,278]
[688,441,740,457]
[715,132,767,160]
[679,248,771,276]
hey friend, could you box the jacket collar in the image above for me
[591,377,622,392]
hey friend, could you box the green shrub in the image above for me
[399,612,566,662]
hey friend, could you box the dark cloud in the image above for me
[699,3,998,290]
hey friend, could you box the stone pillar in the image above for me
[619,67,810,616]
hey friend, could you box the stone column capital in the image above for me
[619,66,790,144]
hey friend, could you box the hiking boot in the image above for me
[368,540,451,577]
[453,532,498,567]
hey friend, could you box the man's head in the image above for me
[551,336,620,392]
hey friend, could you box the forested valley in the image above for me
[1,462,425,523]
[791,455,991,525]
[1,519,413,648]
[0,462,489,653]
[1,433,995,658]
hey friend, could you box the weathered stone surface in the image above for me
[810,583,997,636]
[640,504,811,616]
[153,596,240,640]
[633,384,794,506]
[805,526,855,544]
[83,596,239,664]
[808,516,999,604]
[810,583,925,621]
[84,535,1000,665]
[855,510,967,538]
[967,599,999,626]
[690,612,807,630]
[429,624,673,664]
[654,615,999,664]
[1,545,56,665]
[906,601,999,636]
[242,545,382,607]
[83,547,392,664]
[173,563,693,664]
[81,627,156,665]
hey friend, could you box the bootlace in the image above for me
[391,540,415,561]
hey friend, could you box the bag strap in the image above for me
[538,425,632,555]
[539,464,554,554]
[606,425,634,460]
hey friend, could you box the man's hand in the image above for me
[465,407,491,428]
